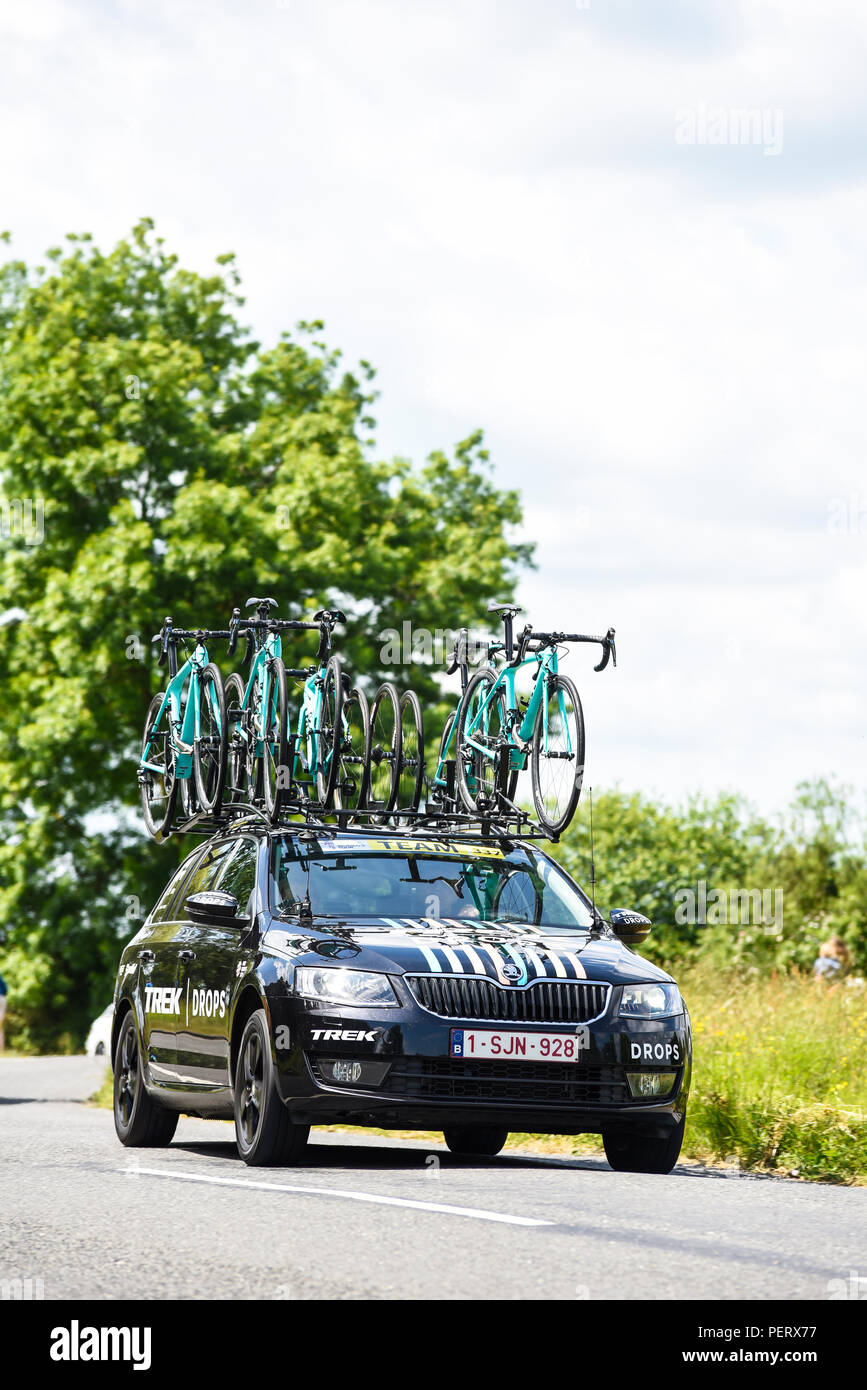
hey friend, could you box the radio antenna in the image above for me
[589,786,597,921]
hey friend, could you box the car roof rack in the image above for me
[169,796,557,844]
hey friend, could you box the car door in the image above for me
[173,836,257,1089]
[138,847,207,1086]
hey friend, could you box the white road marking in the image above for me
[128,1166,552,1227]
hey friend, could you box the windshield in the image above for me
[271,835,595,931]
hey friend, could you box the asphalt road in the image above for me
[2,1057,864,1301]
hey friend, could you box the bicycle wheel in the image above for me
[139,693,178,840]
[531,672,585,835]
[193,663,228,813]
[334,682,369,816]
[365,682,401,817]
[261,658,290,820]
[224,672,246,804]
[315,655,344,808]
[396,689,425,817]
[455,667,510,813]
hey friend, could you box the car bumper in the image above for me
[272,1002,692,1137]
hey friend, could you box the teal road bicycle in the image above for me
[225,598,311,820]
[138,618,230,840]
[287,607,366,815]
[225,599,368,820]
[454,601,616,836]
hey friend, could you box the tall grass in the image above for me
[682,965,867,1183]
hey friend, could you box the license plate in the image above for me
[450,1028,588,1062]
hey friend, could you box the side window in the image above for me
[182,840,238,904]
[151,851,205,924]
[217,838,259,916]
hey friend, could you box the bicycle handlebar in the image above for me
[516,624,616,670]
[226,603,340,670]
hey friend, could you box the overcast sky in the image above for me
[2,0,865,817]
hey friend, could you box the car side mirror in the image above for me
[185,891,249,928]
[609,908,652,945]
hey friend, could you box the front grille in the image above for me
[383,1057,629,1107]
[405,974,609,1024]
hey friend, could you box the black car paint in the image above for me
[113,826,692,1139]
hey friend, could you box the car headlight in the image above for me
[618,983,682,1019]
[295,967,400,1007]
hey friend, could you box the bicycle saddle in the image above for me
[487,599,522,616]
[245,596,278,610]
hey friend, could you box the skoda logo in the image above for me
[502,963,522,982]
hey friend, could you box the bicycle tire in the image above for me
[396,689,425,817]
[224,672,247,804]
[243,669,267,806]
[315,655,344,808]
[262,658,290,820]
[139,692,178,840]
[365,682,401,818]
[530,671,585,835]
[193,662,228,812]
[334,681,370,816]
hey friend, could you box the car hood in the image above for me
[266,915,671,987]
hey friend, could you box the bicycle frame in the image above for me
[464,646,573,771]
[140,640,213,782]
[291,666,327,790]
[236,630,283,764]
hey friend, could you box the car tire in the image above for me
[234,1009,310,1167]
[442,1125,509,1157]
[602,1117,685,1174]
[113,1011,179,1147]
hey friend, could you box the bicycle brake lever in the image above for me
[594,627,616,672]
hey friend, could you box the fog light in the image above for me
[627,1071,676,1098]
[320,1058,391,1088]
[331,1061,363,1084]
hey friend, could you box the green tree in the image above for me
[0,220,531,1050]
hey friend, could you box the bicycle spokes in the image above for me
[139,693,178,839]
[313,656,344,808]
[531,673,585,835]
[396,689,425,817]
[261,660,289,819]
[334,685,369,816]
[193,665,228,812]
[366,683,400,815]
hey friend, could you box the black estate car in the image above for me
[112,820,691,1172]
